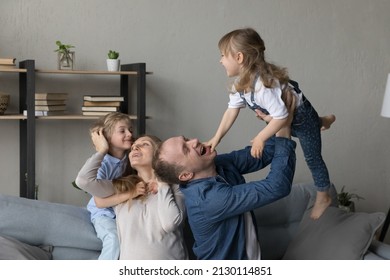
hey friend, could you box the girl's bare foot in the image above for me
[311,191,332,219]
[321,114,336,131]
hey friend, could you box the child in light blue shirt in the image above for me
[86,112,133,259]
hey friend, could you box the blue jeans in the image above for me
[92,216,120,260]
[291,98,330,191]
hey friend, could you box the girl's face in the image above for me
[220,51,242,77]
[129,136,155,169]
[108,120,133,154]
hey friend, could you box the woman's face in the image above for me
[129,136,155,169]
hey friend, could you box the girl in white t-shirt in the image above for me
[206,27,335,219]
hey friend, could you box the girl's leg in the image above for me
[293,103,332,219]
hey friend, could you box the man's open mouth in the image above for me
[200,145,206,156]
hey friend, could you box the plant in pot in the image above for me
[107,50,120,71]
[337,185,364,212]
[55,40,75,70]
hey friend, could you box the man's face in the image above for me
[160,136,216,180]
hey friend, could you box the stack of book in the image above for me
[23,92,68,116]
[82,95,124,116]
[0,57,16,69]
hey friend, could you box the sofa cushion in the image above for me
[282,206,385,260]
[0,235,52,260]
[254,182,338,259]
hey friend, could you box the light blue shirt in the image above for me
[87,153,128,221]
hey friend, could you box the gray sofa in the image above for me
[0,182,389,260]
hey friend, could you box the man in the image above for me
[153,103,296,260]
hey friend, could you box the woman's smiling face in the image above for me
[129,136,155,169]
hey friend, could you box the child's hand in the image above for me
[204,136,220,152]
[130,181,147,199]
[91,128,109,154]
[147,180,159,195]
[250,136,266,158]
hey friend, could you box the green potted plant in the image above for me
[55,40,75,70]
[337,185,364,212]
[107,50,120,71]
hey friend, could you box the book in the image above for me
[23,110,67,116]
[0,64,16,69]
[81,106,118,112]
[35,100,66,106]
[35,105,67,111]
[83,100,121,107]
[0,58,16,65]
[83,95,124,102]
[35,93,68,100]
[82,111,111,116]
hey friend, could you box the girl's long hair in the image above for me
[218,27,289,92]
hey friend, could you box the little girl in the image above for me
[85,112,134,259]
[206,27,335,219]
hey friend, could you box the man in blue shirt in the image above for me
[153,117,296,259]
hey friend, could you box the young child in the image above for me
[206,27,335,219]
[86,112,134,259]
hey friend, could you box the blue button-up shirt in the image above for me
[180,137,296,259]
[87,153,128,221]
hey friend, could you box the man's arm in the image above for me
[210,95,297,220]
[207,137,296,220]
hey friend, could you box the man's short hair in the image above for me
[153,142,184,185]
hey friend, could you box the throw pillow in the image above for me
[282,206,385,260]
[0,235,52,260]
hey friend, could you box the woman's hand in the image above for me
[91,128,109,154]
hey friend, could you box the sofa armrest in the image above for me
[0,194,101,259]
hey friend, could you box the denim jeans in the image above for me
[92,215,120,260]
[291,98,330,191]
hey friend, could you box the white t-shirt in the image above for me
[228,78,302,119]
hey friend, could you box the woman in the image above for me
[75,130,188,260]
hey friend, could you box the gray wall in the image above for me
[1,0,390,221]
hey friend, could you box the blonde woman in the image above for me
[76,133,188,260]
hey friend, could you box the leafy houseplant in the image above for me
[107,50,120,71]
[55,40,75,70]
[337,186,364,212]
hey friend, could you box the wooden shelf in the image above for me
[0,114,25,120]
[0,61,149,199]
[0,68,27,73]
[35,114,139,120]
[35,69,153,75]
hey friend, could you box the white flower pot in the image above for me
[106,59,120,71]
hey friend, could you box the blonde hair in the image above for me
[218,27,289,92]
[89,112,132,141]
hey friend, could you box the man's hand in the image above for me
[276,92,296,138]
[255,109,272,123]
